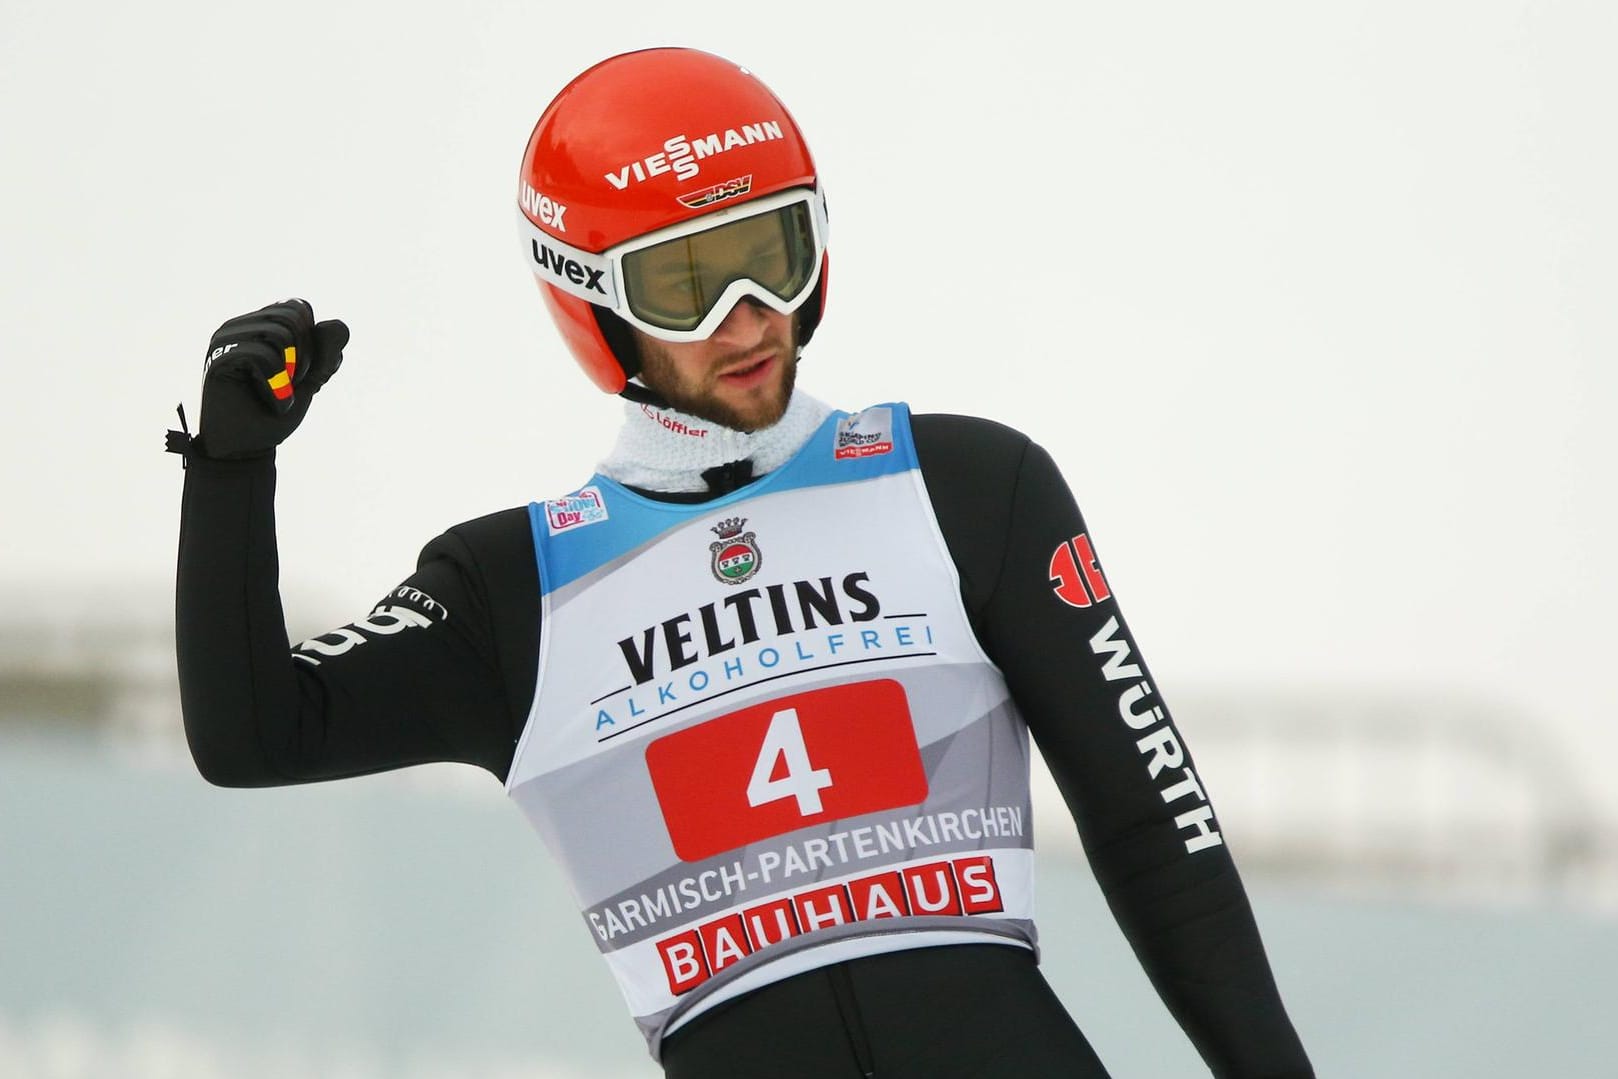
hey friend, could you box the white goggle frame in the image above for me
[519,185,828,343]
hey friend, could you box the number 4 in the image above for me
[747,708,834,816]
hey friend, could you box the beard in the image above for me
[634,316,800,433]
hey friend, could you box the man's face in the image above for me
[633,300,798,432]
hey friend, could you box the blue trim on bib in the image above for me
[529,403,915,596]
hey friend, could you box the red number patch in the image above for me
[645,679,928,862]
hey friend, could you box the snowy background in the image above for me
[3,0,1616,1075]
[5,0,1614,792]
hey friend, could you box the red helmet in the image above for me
[518,48,829,393]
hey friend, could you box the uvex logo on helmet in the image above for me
[519,183,568,232]
[605,122,787,190]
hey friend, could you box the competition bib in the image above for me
[506,404,1037,1054]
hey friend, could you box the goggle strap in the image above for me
[517,212,620,307]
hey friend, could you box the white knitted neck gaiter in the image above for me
[597,391,834,493]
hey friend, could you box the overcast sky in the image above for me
[2,1,1614,813]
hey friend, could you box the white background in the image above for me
[2,0,1614,822]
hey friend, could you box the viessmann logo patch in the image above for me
[709,517,761,584]
[834,408,894,460]
[546,486,609,534]
[605,122,786,189]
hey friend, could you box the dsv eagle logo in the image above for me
[709,517,761,585]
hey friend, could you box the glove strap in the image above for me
[165,403,194,465]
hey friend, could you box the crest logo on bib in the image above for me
[709,517,762,585]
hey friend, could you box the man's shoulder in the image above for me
[910,411,1031,443]
[445,504,534,538]
[905,413,1043,611]
[420,506,536,575]
[910,412,1033,484]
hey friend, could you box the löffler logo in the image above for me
[641,404,709,438]
[656,854,1006,995]
[709,518,762,585]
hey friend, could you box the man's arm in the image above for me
[173,300,530,787]
[914,413,1313,1079]
[174,454,524,785]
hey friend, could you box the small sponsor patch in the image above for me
[1048,532,1112,608]
[677,174,754,209]
[834,407,894,460]
[546,486,609,534]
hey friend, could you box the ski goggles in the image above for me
[520,186,828,343]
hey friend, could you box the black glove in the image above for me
[190,299,349,459]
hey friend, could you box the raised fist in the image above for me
[194,299,349,459]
